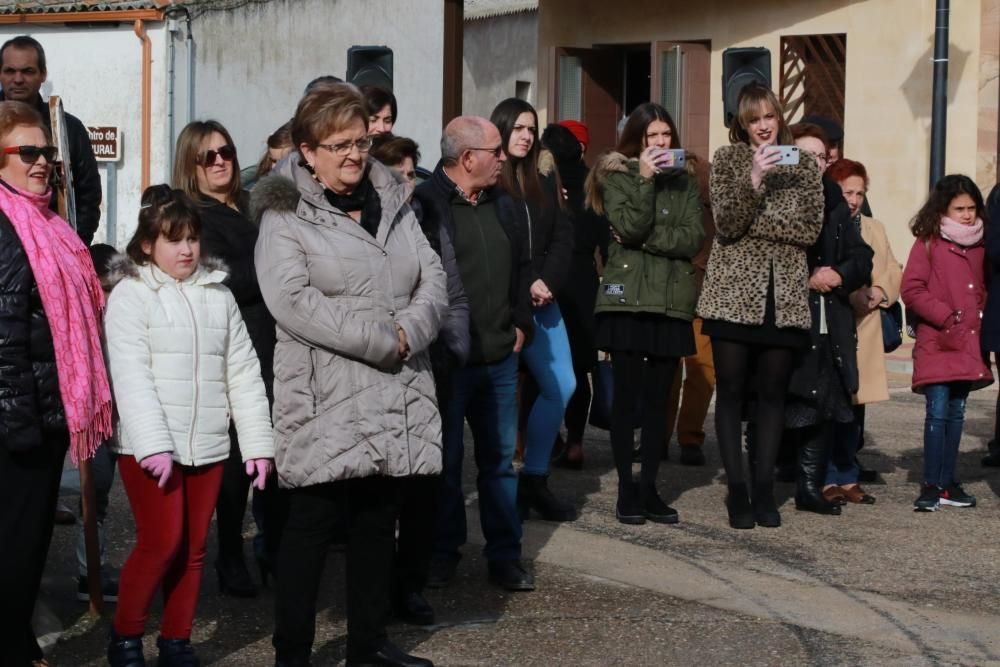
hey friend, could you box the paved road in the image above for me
[39,375,1000,666]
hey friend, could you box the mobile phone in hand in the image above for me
[654,148,686,169]
[767,145,799,166]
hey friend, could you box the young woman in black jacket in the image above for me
[174,120,276,597]
[491,98,577,521]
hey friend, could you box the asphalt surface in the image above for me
[36,373,1000,666]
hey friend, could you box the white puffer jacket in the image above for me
[105,255,274,466]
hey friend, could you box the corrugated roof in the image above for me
[0,0,168,14]
[465,0,537,21]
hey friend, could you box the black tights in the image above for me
[712,339,795,486]
[610,351,679,494]
[564,366,592,443]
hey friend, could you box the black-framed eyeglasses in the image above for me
[317,136,374,156]
[3,145,57,164]
[196,144,236,166]
[467,145,502,158]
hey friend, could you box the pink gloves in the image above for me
[245,458,274,491]
[139,452,174,488]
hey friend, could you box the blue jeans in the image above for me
[826,405,864,486]
[521,302,577,475]
[923,382,971,487]
[433,352,521,563]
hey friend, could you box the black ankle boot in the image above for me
[517,473,577,521]
[615,481,645,525]
[794,437,841,516]
[726,482,754,529]
[215,555,258,597]
[107,632,145,667]
[157,637,200,667]
[639,485,678,524]
[983,439,1000,467]
[752,482,781,527]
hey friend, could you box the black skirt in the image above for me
[701,274,809,349]
[595,312,695,359]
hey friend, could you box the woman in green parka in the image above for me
[584,103,704,525]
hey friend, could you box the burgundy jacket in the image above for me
[901,235,993,393]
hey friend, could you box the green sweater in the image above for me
[594,158,704,320]
[451,196,515,364]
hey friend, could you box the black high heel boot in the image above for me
[517,473,577,521]
[752,482,781,527]
[726,482,754,529]
[794,433,841,516]
[107,632,145,667]
[157,636,200,667]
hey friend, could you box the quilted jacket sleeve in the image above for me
[105,280,175,462]
[0,235,40,450]
[901,238,953,328]
[255,210,400,369]
[222,291,274,462]
[393,212,449,357]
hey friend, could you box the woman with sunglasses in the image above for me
[0,100,113,667]
[254,81,446,667]
[173,120,276,598]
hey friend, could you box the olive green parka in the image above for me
[589,152,704,319]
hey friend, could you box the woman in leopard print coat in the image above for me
[696,84,824,530]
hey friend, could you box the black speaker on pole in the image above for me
[347,45,393,91]
[722,47,771,127]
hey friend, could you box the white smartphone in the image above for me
[768,145,799,166]
[654,148,686,169]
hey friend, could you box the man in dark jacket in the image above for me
[415,116,536,592]
[0,35,102,244]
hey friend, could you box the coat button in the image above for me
[969,284,974,288]
[623,264,629,268]
[389,310,396,316]
[662,209,669,215]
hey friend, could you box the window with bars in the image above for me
[558,54,583,121]
[779,34,847,126]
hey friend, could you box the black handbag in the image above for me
[881,302,904,353]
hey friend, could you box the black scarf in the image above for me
[324,174,382,238]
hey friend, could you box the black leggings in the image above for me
[610,351,679,492]
[564,366,592,443]
[712,339,795,486]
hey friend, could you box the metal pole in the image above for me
[929,0,949,189]
[105,164,116,246]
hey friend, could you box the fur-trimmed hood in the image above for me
[105,253,228,291]
[585,150,695,215]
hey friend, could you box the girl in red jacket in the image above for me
[901,175,992,512]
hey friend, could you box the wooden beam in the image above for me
[442,0,463,125]
[0,9,164,24]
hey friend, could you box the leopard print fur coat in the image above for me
[696,142,824,330]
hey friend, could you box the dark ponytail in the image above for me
[126,184,202,264]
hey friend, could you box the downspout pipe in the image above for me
[134,19,151,190]
[184,8,194,123]
[166,18,176,168]
[929,0,949,189]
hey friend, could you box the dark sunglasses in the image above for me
[196,144,236,165]
[3,145,57,164]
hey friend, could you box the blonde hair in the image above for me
[291,81,368,150]
[729,84,792,146]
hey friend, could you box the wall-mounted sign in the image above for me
[87,126,121,162]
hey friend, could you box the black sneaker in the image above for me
[913,484,940,512]
[77,575,119,602]
[939,482,977,507]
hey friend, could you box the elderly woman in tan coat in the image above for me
[823,159,901,505]
[253,82,447,667]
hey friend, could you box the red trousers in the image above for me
[113,455,224,639]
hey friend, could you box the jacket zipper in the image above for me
[524,202,533,259]
[309,348,318,416]
[178,281,200,464]
[476,209,493,318]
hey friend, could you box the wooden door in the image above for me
[651,41,711,163]
[548,46,624,163]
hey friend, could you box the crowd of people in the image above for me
[1,33,999,667]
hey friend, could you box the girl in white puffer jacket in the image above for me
[104,185,274,667]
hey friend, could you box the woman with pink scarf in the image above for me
[901,174,993,513]
[0,100,112,666]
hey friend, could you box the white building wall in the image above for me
[462,11,538,118]
[0,23,170,248]
[190,0,446,170]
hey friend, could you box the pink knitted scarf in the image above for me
[940,215,984,247]
[0,179,112,463]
